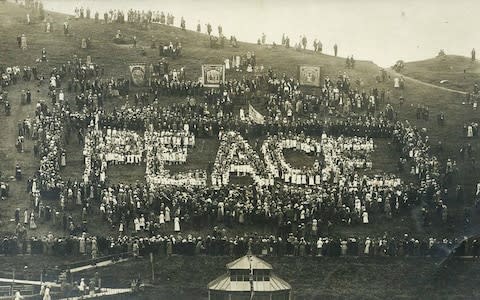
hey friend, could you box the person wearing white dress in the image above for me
[14,290,23,300]
[468,125,474,137]
[312,219,318,236]
[174,216,180,232]
[29,213,37,229]
[31,179,37,194]
[316,238,323,256]
[139,214,145,230]
[60,151,66,167]
[394,77,400,88]
[78,279,86,295]
[134,217,140,232]
[362,211,369,224]
[159,212,165,228]
[43,285,51,300]
[355,198,361,215]
[24,209,29,225]
[165,206,171,222]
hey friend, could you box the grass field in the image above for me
[1,1,480,298]
[1,255,478,300]
[77,255,480,299]
[401,55,480,91]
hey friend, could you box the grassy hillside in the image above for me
[0,0,480,237]
[2,2,480,298]
[0,1,400,237]
[0,2,385,86]
[1,0,480,236]
[401,55,480,91]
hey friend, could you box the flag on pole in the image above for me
[248,104,265,125]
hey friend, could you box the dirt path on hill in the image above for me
[0,80,50,234]
[389,69,467,95]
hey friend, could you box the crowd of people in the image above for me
[224,52,257,73]
[52,104,440,238]
[0,1,469,272]
[3,54,445,255]
[262,133,374,185]
[463,122,479,138]
[0,65,33,87]
[158,40,182,57]
[0,230,477,259]
[34,101,66,196]
[74,5,181,33]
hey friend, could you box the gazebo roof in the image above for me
[208,273,291,292]
[226,255,273,270]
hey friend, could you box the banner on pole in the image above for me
[129,63,147,86]
[298,65,321,87]
[201,64,225,87]
[248,104,265,124]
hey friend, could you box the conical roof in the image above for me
[225,255,273,270]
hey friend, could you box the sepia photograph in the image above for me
[0,0,479,299]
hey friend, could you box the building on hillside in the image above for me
[207,254,292,300]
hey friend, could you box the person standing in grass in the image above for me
[334,43,338,56]
[20,33,27,50]
[472,48,476,61]
[207,23,212,35]
[181,17,185,30]
[63,21,69,35]
[302,35,307,50]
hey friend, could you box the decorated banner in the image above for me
[249,104,265,125]
[129,63,146,86]
[202,64,225,87]
[298,65,321,87]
